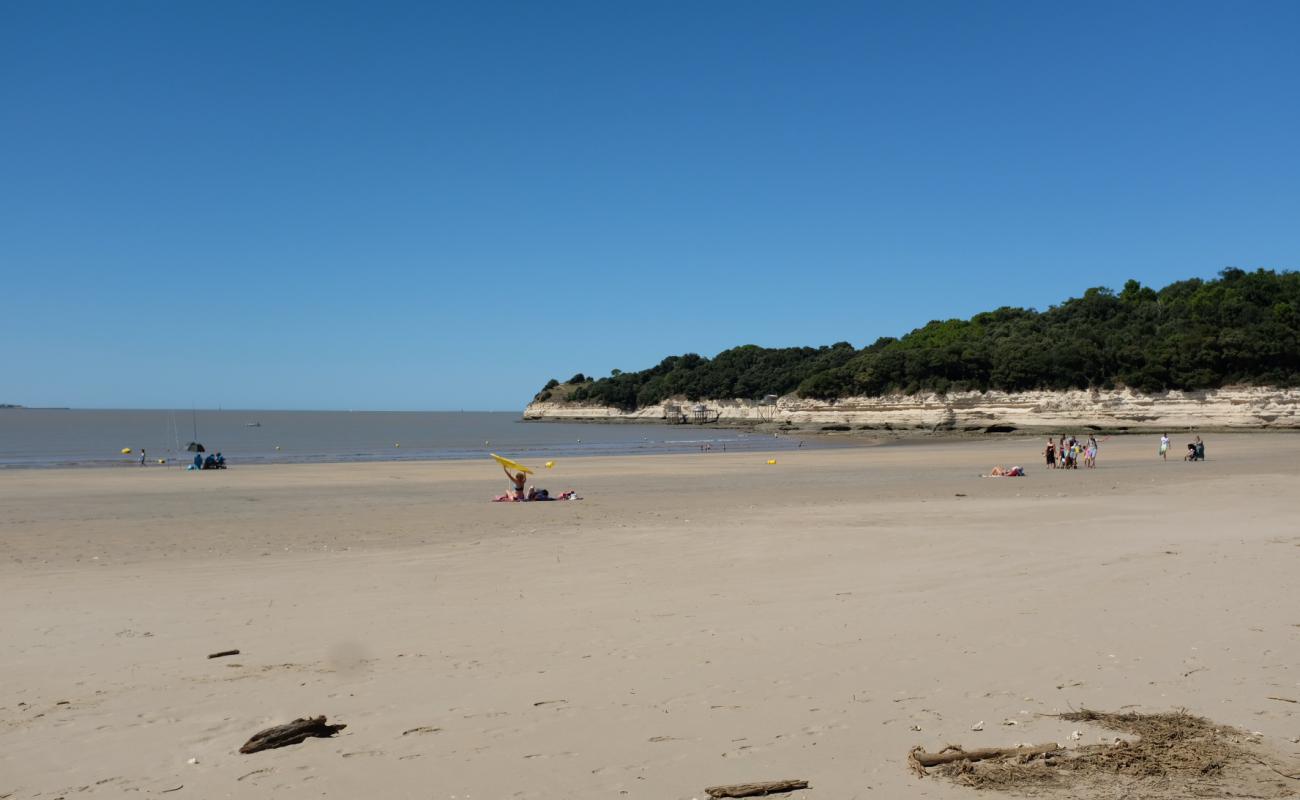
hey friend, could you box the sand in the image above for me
[2,434,1298,799]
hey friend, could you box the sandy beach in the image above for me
[2,434,1298,799]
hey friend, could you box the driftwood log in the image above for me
[208,649,240,659]
[909,742,1060,774]
[239,716,346,753]
[704,779,810,798]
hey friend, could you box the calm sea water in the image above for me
[0,409,818,469]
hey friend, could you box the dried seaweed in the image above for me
[913,708,1296,798]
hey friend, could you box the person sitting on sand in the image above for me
[503,465,527,500]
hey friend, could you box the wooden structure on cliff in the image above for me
[692,403,721,423]
[661,402,720,424]
[663,403,687,424]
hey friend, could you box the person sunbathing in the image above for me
[503,465,527,500]
[983,465,1025,477]
[492,487,581,502]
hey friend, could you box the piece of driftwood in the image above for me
[704,779,809,797]
[910,742,1060,771]
[208,649,240,659]
[239,716,346,753]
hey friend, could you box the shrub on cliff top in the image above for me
[544,269,1300,411]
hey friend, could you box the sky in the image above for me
[3,1,1298,410]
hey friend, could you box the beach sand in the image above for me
[2,434,1298,798]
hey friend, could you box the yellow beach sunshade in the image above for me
[490,453,533,474]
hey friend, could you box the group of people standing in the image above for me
[1045,434,1098,469]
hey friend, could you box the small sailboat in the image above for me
[185,408,205,452]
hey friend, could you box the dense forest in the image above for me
[535,269,1300,411]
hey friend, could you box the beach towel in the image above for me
[492,490,581,502]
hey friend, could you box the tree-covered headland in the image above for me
[535,270,1300,412]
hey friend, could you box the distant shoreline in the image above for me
[1,405,69,410]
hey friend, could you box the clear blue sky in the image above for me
[3,1,1297,410]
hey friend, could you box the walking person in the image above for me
[139,448,146,466]
[1044,437,1056,469]
[1159,433,1170,460]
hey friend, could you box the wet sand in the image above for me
[2,434,1297,798]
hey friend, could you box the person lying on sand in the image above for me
[982,465,1025,477]
[491,488,581,502]
[527,487,579,501]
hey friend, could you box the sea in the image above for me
[0,409,823,469]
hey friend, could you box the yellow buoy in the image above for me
[121,447,132,454]
[545,461,555,469]
[767,459,777,465]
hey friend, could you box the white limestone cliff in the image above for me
[523,386,1300,430]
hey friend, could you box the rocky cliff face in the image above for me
[523,387,1300,430]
